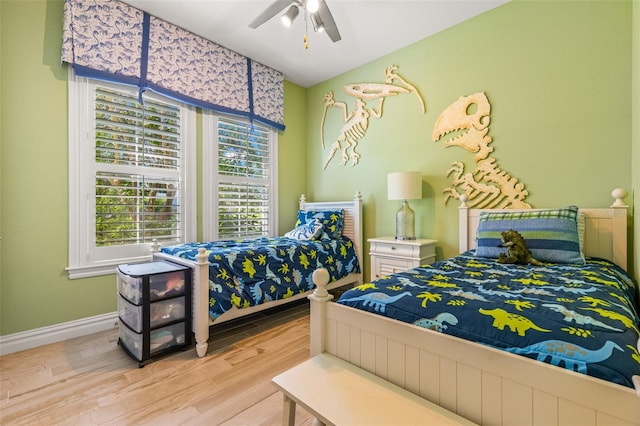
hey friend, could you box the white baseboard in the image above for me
[0,311,119,356]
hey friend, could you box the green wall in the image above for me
[1,0,637,336]
[306,0,636,273]
[278,82,308,233]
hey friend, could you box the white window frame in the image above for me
[67,69,196,279]
[202,111,278,241]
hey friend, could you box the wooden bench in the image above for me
[272,353,477,426]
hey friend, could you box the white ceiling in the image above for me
[123,0,509,88]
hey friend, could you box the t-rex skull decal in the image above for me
[433,92,493,161]
[433,92,531,208]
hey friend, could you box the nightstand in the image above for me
[368,237,437,280]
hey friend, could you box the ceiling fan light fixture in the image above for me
[306,0,320,13]
[310,12,324,33]
[281,5,299,27]
[251,0,340,43]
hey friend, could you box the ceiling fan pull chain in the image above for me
[304,9,309,49]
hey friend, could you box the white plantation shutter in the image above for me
[68,71,196,278]
[203,114,278,240]
[95,173,181,245]
[217,182,270,238]
[94,88,182,246]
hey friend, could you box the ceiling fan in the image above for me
[249,0,342,43]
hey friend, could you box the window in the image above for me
[68,70,196,278]
[202,113,278,241]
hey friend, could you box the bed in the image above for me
[309,191,640,426]
[151,192,363,357]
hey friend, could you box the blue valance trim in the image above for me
[248,58,255,119]
[72,64,141,88]
[138,12,151,103]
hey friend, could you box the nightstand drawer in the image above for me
[369,238,437,260]
[369,241,417,258]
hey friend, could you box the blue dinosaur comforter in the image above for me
[161,236,360,320]
[337,252,640,388]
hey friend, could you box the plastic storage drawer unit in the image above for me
[118,293,186,333]
[116,261,192,366]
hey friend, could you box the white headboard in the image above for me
[459,191,629,271]
[299,191,364,272]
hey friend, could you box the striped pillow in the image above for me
[475,206,585,264]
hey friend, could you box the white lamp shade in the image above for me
[387,171,422,200]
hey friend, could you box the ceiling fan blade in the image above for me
[317,0,341,42]
[249,0,292,29]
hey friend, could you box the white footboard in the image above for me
[309,272,640,426]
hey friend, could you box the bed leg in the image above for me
[308,268,334,357]
[195,341,208,358]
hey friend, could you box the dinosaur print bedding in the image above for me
[161,236,360,320]
[337,252,640,388]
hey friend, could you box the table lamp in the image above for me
[387,171,422,240]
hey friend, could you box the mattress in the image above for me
[162,236,360,319]
[338,252,640,388]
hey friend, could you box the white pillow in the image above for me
[284,219,324,240]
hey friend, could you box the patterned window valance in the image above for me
[61,0,285,130]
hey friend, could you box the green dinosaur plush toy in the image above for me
[497,229,544,266]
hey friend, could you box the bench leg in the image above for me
[282,394,296,426]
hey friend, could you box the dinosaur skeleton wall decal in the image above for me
[320,65,425,170]
[433,92,531,208]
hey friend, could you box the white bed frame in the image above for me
[152,192,363,357]
[310,192,640,426]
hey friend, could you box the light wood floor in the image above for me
[0,300,317,425]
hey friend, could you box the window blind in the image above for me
[94,87,182,246]
[217,117,271,238]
